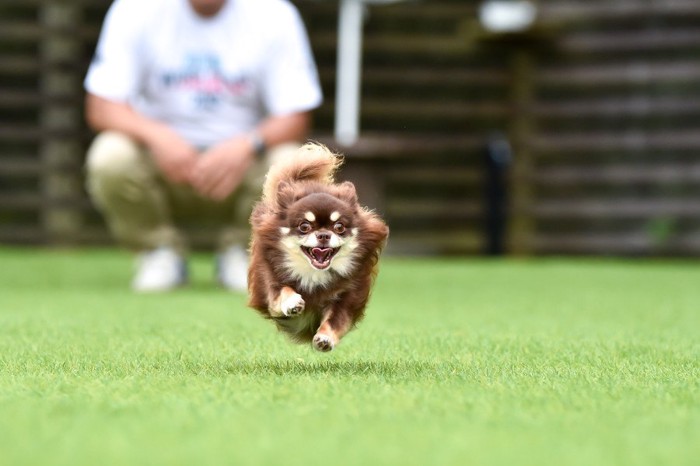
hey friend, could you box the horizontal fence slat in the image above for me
[532,130,700,152]
[387,167,482,185]
[0,158,42,176]
[386,231,483,255]
[538,62,700,86]
[533,164,700,185]
[0,56,40,75]
[533,97,700,119]
[532,200,700,219]
[358,67,510,87]
[541,0,700,22]
[558,29,700,54]
[534,233,700,255]
[0,90,42,107]
[361,100,509,120]
[318,133,484,158]
[388,199,482,218]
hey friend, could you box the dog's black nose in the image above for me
[316,231,331,243]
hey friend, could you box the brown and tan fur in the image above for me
[247,143,389,352]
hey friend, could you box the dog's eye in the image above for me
[333,222,346,234]
[298,221,312,234]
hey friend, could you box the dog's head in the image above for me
[277,181,361,284]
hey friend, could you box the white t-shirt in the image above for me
[85,0,323,147]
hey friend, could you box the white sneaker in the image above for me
[216,245,249,292]
[131,247,187,292]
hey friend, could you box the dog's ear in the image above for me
[276,181,296,211]
[336,181,358,205]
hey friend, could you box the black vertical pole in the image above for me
[483,133,512,255]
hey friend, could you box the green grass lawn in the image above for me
[0,247,698,466]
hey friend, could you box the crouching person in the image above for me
[83,0,322,292]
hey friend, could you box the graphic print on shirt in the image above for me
[160,53,252,110]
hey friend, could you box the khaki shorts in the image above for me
[85,130,298,253]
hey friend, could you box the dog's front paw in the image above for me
[312,333,335,352]
[281,292,305,317]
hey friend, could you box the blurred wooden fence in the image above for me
[2,0,700,255]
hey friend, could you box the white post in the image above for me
[335,0,364,146]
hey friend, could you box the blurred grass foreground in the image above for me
[0,246,698,466]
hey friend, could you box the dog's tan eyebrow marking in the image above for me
[304,212,316,222]
[330,211,341,222]
[280,227,291,235]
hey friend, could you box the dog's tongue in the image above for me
[312,247,333,263]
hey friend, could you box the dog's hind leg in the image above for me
[312,308,353,352]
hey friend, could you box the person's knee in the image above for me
[86,131,145,182]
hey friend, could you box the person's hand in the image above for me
[190,137,255,201]
[146,127,199,184]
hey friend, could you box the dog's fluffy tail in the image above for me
[262,142,343,203]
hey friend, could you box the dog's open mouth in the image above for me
[302,247,339,270]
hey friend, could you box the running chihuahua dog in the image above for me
[247,143,389,352]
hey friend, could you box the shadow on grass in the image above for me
[218,359,458,379]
